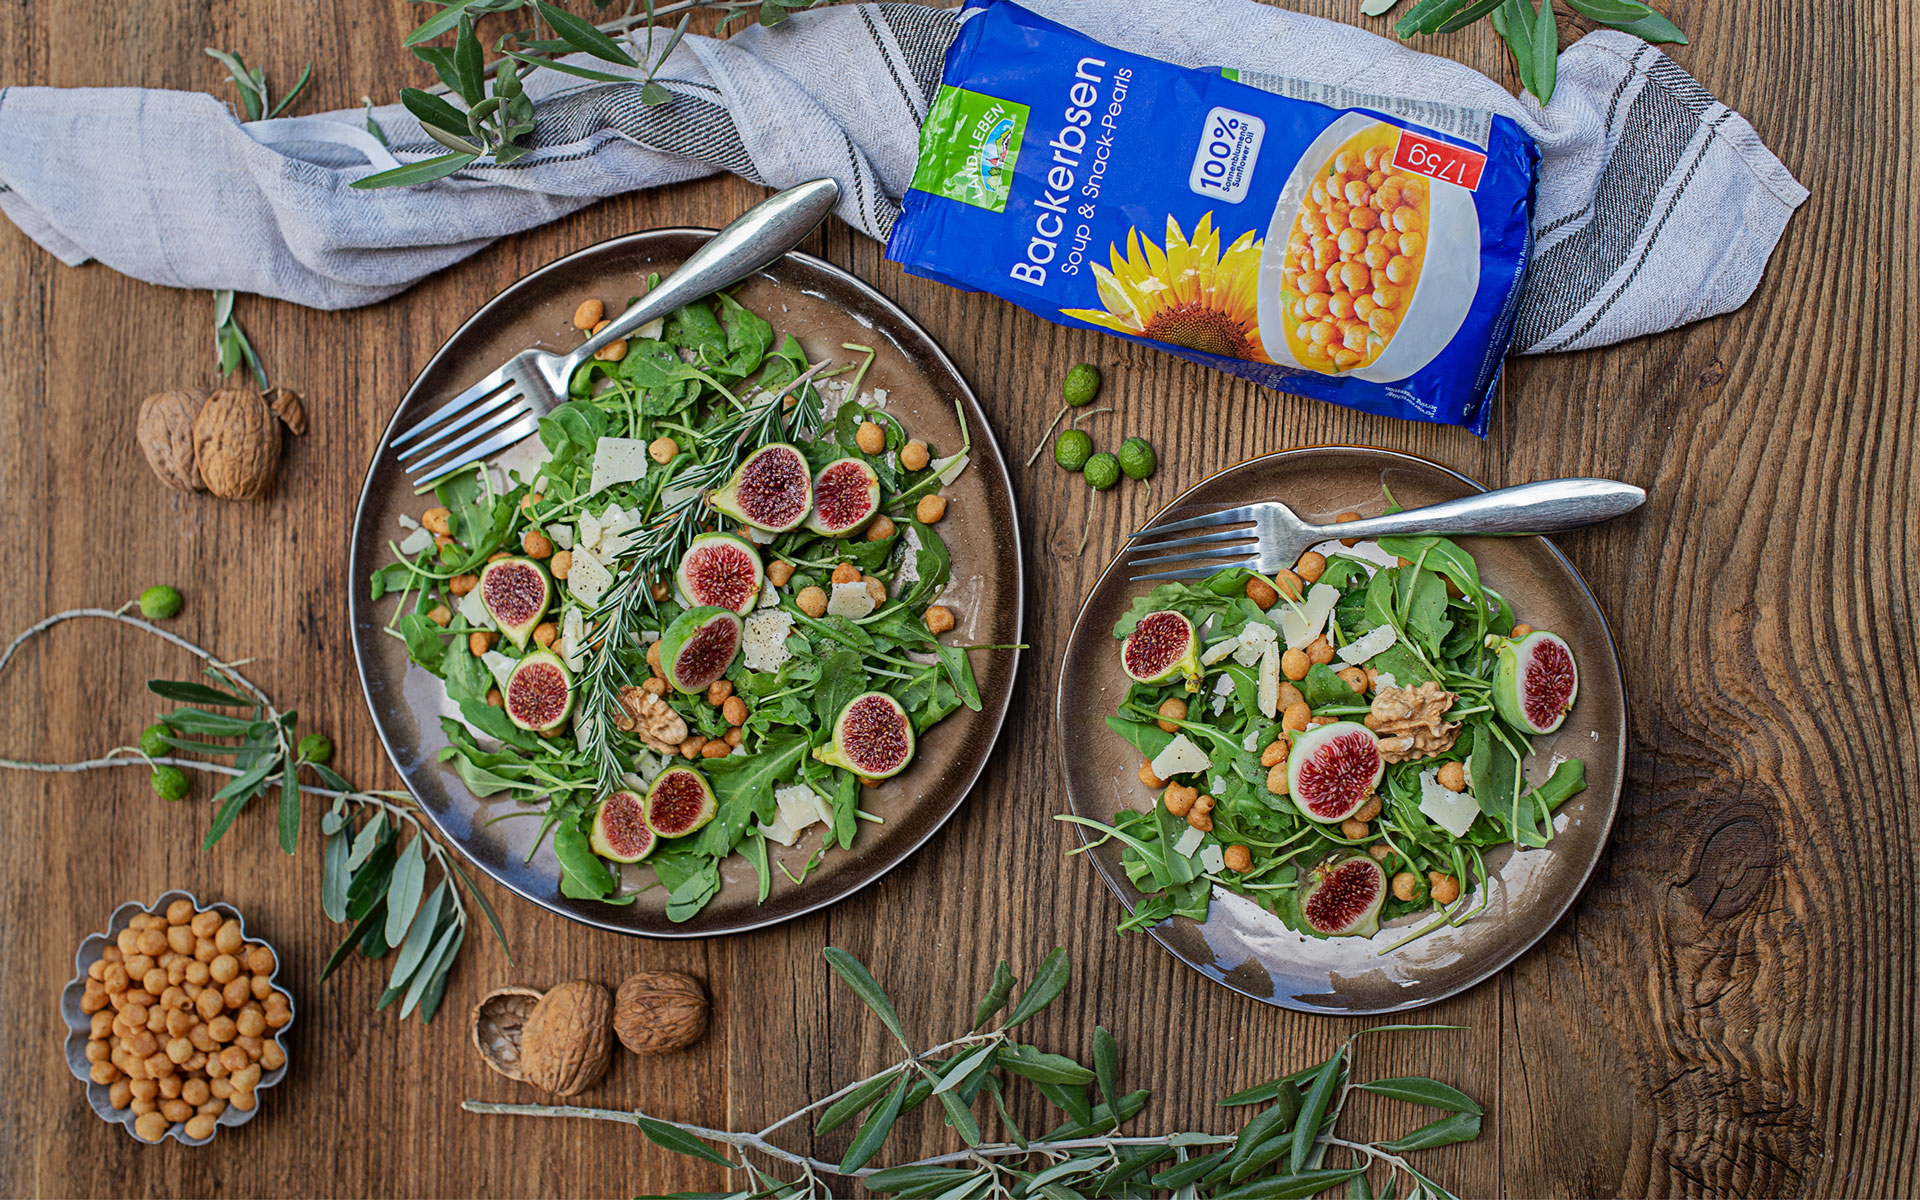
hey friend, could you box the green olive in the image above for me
[1083,452,1121,491]
[1117,437,1157,481]
[138,585,183,621]
[296,733,335,764]
[139,724,170,758]
[151,766,189,802]
[1054,429,1093,472]
[1062,363,1101,407]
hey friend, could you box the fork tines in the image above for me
[1125,505,1261,581]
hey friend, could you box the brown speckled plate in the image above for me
[348,230,1022,938]
[1057,448,1625,1013]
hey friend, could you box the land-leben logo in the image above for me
[912,85,1027,213]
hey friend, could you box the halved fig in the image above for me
[646,767,717,838]
[1286,721,1384,823]
[804,458,881,537]
[674,533,764,615]
[504,649,574,733]
[479,557,552,650]
[1491,629,1578,734]
[1122,610,1202,692]
[590,789,655,862]
[1300,853,1388,938]
[658,606,743,694]
[710,443,812,533]
[812,692,915,779]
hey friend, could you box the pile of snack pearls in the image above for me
[78,900,291,1142]
[1049,365,1157,490]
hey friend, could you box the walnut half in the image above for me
[613,685,688,754]
[1364,680,1461,763]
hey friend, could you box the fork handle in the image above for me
[1319,477,1646,540]
[571,178,841,365]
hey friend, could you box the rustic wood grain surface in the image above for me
[0,1,1913,1196]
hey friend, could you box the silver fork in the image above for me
[1125,478,1646,580]
[393,177,841,485]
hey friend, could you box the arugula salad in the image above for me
[371,284,990,922]
[1066,530,1588,949]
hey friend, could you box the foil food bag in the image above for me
[884,0,1540,432]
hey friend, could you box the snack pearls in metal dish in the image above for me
[60,890,295,1145]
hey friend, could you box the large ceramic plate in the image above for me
[1056,448,1625,1012]
[349,230,1023,937]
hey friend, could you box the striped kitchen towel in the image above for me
[0,0,1804,355]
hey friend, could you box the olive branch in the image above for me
[465,947,1484,1198]
[0,602,510,1023]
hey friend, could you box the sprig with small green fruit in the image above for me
[464,945,1484,1198]
[0,596,509,1024]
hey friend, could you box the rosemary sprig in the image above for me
[0,603,509,1023]
[574,359,828,796]
[360,0,832,187]
[465,946,1484,1197]
[1372,0,1686,105]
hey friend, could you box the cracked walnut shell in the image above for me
[614,971,709,1056]
[1364,680,1461,763]
[613,686,688,754]
[471,986,544,1081]
[192,387,281,499]
[137,390,207,491]
[518,980,614,1096]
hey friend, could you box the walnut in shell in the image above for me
[193,387,282,499]
[518,979,613,1096]
[137,390,207,492]
[471,986,545,1081]
[614,971,709,1055]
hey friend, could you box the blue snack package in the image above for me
[885,0,1540,433]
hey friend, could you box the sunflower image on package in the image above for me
[885,0,1541,433]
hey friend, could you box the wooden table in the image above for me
[1,1,1912,1195]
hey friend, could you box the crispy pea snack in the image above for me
[887,0,1538,432]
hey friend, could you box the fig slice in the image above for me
[1492,629,1578,734]
[804,458,882,537]
[659,606,743,695]
[1286,721,1384,823]
[709,443,812,533]
[1300,853,1387,938]
[811,692,915,779]
[479,557,552,650]
[590,789,655,863]
[1122,610,1202,692]
[645,767,717,838]
[504,649,575,733]
[673,533,764,615]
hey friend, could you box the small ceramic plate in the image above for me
[61,891,295,1144]
[348,230,1024,938]
[1056,448,1626,1013]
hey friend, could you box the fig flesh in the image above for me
[504,649,575,733]
[1122,610,1202,692]
[646,767,717,838]
[658,606,743,695]
[1492,629,1578,734]
[710,443,812,533]
[1300,853,1387,937]
[479,557,552,650]
[804,458,882,536]
[673,533,764,615]
[590,790,656,862]
[812,692,915,779]
[1286,722,1384,823]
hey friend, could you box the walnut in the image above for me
[1364,681,1461,763]
[471,986,544,1081]
[613,686,688,753]
[136,390,207,491]
[266,387,308,436]
[614,971,709,1055]
[518,980,613,1096]
[192,387,281,499]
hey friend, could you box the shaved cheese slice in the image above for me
[1276,583,1339,649]
[1419,767,1480,838]
[758,812,798,846]
[1338,624,1397,665]
[458,586,495,631]
[1257,642,1280,718]
[398,527,434,556]
[481,650,517,694]
[743,610,796,673]
[775,784,827,833]
[1201,635,1241,666]
[567,547,613,608]
[576,510,602,552]
[1233,620,1278,666]
[1150,734,1210,780]
[550,524,574,550]
[1173,824,1206,858]
[1199,844,1227,874]
[588,437,651,496]
[560,607,586,670]
[827,581,876,619]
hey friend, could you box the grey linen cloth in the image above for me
[0,0,1805,354]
